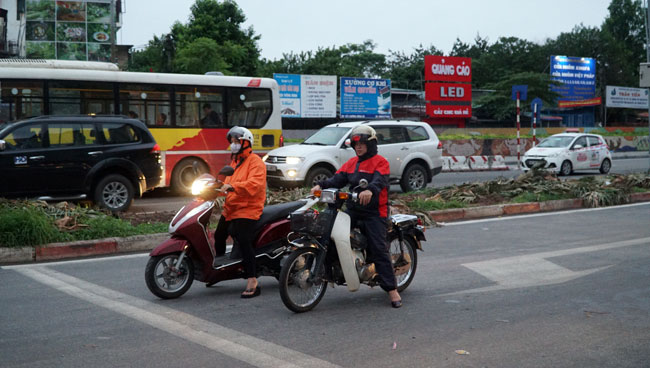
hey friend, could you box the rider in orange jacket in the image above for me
[214,126,267,298]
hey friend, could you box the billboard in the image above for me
[25,0,114,61]
[550,55,596,101]
[273,74,337,118]
[605,86,649,109]
[424,55,472,118]
[340,77,391,119]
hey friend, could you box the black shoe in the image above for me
[241,286,261,299]
[391,299,402,308]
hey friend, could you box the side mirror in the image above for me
[359,178,368,189]
[0,140,5,151]
[344,138,351,148]
[573,144,583,150]
[218,165,235,177]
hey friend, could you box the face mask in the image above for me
[230,142,241,152]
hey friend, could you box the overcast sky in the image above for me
[120,0,613,60]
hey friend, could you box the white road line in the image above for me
[444,201,650,226]
[14,267,341,368]
[442,236,650,296]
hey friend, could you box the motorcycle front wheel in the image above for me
[145,253,194,299]
[389,235,418,292]
[279,248,327,313]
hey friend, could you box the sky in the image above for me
[120,0,613,60]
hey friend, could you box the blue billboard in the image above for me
[340,77,391,119]
[274,73,301,117]
[550,55,596,101]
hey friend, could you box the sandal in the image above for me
[241,286,261,299]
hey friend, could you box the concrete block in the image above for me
[429,208,465,222]
[538,198,583,212]
[35,240,118,261]
[0,247,34,264]
[117,233,169,253]
[630,192,650,203]
[462,205,504,219]
[502,202,541,215]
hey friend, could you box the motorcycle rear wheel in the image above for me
[389,236,418,292]
[279,248,327,313]
[145,253,194,299]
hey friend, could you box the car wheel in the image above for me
[599,158,611,174]
[305,167,333,188]
[172,158,208,194]
[560,160,573,176]
[94,174,134,212]
[400,163,427,192]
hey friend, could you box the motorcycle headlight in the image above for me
[191,178,209,196]
[319,189,337,204]
[286,156,304,165]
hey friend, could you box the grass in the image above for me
[0,201,167,248]
[510,192,573,203]
[405,198,466,212]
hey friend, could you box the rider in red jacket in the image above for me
[311,125,402,308]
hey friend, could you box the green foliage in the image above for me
[174,37,230,74]
[404,198,466,212]
[511,192,572,203]
[0,200,167,248]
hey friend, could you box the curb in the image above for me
[1,193,649,265]
[429,192,650,223]
[0,233,169,265]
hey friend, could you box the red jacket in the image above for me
[222,148,267,221]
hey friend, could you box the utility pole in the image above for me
[645,0,650,172]
[110,0,117,65]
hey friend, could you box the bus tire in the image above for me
[171,158,208,194]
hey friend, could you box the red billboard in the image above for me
[426,104,472,118]
[425,55,472,83]
[425,83,472,102]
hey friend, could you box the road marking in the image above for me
[14,267,341,368]
[442,236,650,296]
[445,202,650,226]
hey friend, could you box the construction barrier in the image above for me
[442,155,510,172]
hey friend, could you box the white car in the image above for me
[264,120,444,192]
[522,133,612,176]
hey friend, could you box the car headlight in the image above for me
[191,178,209,196]
[286,156,304,165]
[262,154,269,162]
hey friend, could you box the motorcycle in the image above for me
[145,166,306,299]
[278,179,426,313]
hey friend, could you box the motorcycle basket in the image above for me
[290,209,331,235]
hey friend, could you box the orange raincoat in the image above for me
[222,147,267,221]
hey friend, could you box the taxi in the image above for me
[521,132,612,176]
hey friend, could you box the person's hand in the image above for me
[310,185,321,196]
[221,184,234,192]
[358,190,373,205]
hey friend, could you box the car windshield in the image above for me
[537,136,575,148]
[302,127,350,146]
[0,122,16,137]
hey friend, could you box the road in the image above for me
[2,202,649,367]
[130,157,650,214]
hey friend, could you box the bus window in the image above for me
[0,80,44,122]
[119,84,171,127]
[226,88,271,128]
[175,86,224,128]
[48,81,115,116]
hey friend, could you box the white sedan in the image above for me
[521,133,612,176]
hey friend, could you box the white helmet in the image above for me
[226,126,254,146]
[350,125,377,146]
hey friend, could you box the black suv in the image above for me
[0,115,162,212]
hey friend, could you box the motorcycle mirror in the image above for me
[0,139,5,151]
[219,166,235,177]
[359,179,369,189]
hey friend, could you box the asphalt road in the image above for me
[2,202,649,367]
[130,157,650,214]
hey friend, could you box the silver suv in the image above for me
[264,120,443,192]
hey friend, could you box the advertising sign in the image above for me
[424,55,472,83]
[605,86,649,109]
[25,0,113,61]
[550,55,596,101]
[557,97,602,108]
[425,104,471,118]
[273,74,337,118]
[340,77,391,119]
[425,83,472,102]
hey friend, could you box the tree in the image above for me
[174,37,230,74]
[386,44,442,90]
[474,72,561,121]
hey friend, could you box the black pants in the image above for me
[349,213,397,292]
[214,216,257,279]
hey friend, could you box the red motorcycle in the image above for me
[145,166,306,299]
